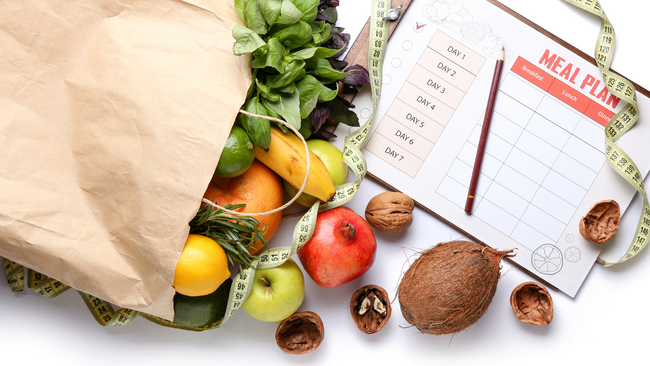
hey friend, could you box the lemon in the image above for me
[174,234,231,297]
[173,278,232,328]
[214,125,255,178]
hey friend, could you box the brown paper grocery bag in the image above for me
[0,0,251,320]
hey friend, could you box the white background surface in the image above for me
[2,1,650,365]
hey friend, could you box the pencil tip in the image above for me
[498,48,505,60]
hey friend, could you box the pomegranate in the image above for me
[297,206,377,288]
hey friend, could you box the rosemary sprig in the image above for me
[189,202,268,272]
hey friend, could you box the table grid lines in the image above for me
[438,58,609,249]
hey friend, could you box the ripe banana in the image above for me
[254,126,335,202]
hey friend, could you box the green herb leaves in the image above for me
[189,203,268,272]
[233,0,368,142]
[232,25,266,55]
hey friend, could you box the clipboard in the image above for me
[332,0,650,296]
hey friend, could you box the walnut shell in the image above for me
[510,282,553,326]
[350,284,391,334]
[365,192,414,234]
[275,311,324,355]
[578,200,620,243]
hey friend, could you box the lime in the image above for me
[214,125,255,178]
[173,278,232,328]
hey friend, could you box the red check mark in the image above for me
[415,22,426,30]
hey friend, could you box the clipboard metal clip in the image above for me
[383,4,404,22]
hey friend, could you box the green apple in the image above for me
[284,139,350,207]
[241,258,305,322]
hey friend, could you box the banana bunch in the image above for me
[254,126,335,202]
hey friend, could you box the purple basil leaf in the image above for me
[318,6,338,24]
[311,128,337,140]
[309,105,331,131]
[335,95,355,109]
[342,64,370,86]
[326,27,350,58]
[340,31,351,47]
[326,97,359,127]
[318,0,340,25]
[316,13,333,23]
[331,59,348,72]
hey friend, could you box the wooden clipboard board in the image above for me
[332,0,650,291]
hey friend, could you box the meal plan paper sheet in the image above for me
[335,0,650,296]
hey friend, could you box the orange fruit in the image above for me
[174,234,231,297]
[203,159,284,254]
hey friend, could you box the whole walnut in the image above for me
[365,192,414,234]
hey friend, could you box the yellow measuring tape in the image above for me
[4,258,70,297]
[2,0,394,329]
[563,0,648,266]
[3,258,138,326]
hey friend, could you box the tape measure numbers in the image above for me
[563,0,648,266]
[3,258,139,326]
[4,258,24,293]
[4,259,70,298]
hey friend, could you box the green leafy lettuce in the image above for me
[232,0,369,147]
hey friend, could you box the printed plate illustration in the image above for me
[564,246,581,263]
[531,244,563,275]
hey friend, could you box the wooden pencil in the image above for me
[465,48,505,215]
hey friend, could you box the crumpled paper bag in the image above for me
[0,0,251,320]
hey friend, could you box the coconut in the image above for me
[397,240,514,335]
